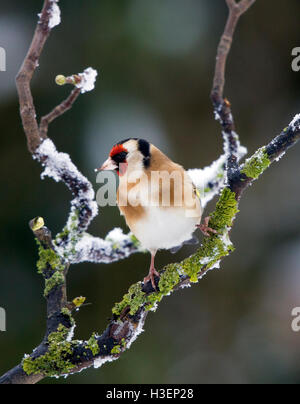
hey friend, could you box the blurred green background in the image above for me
[1,0,300,384]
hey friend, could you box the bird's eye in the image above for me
[112,151,127,165]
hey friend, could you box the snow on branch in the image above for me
[69,229,142,265]
[76,67,98,94]
[188,138,247,209]
[35,138,98,233]
[48,0,61,29]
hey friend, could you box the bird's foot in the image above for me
[144,267,160,290]
[197,216,218,237]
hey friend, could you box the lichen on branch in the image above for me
[241,147,271,179]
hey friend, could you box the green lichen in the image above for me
[158,265,180,295]
[179,188,238,282]
[36,240,64,275]
[86,333,100,356]
[112,265,183,315]
[180,236,234,283]
[112,283,146,316]
[44,272,65,297]
[35,240,66,297]
[145,292,163,310]
[145,264,180,310]
[22,324,75,377]
[241,147,270,179]
[111,345,121,355]
[209,187,239,231]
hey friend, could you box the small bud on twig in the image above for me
[55,75,66,86]
[30,216,45,231]
[72,296,86,308]
[54,69,97,94]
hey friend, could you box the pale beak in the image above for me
[95,157,117,172]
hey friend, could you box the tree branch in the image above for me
[232,115,300,199]
[15,0,53,153]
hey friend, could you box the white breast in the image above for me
[133,206,201,254]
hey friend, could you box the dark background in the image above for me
[0,0,300,384]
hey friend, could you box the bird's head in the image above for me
[96,138,151,176]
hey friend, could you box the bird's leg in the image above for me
[144,252,160,289]
[197,216,218,237]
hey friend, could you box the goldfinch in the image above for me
[98,138,216,289]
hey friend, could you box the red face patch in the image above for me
[110,143,127,158]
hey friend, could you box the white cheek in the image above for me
[126,153,144,177]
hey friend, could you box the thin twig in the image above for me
[39,88,81,138]
[211,0,256,184]
[213,0,256,97]
[15,0,82,147]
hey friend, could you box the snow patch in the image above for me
[49,0,61,29]
[126,316,145,350]
[290,113,300,130]
[275,151,286,162]
[94,355,117,369]
[71,229,139,264]
[180,282,191,289]
[76,67,98,94]
[210,260,221,270]
[220,230,233,249]
[188,142,247,209]
[106,228,130,244]
[66,325,76,342]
